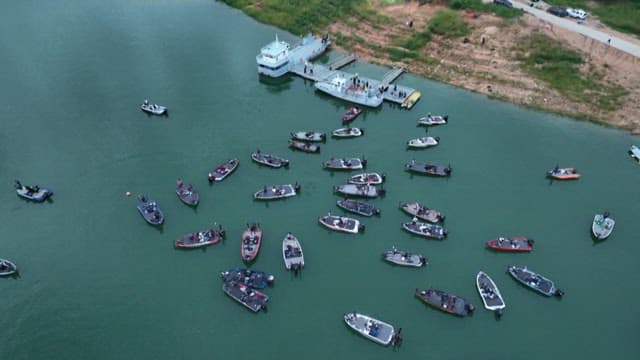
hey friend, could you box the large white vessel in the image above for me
[314,73,384,107]
[256,33,330,78]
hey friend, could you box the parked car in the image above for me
[547,6,569,17]
[494,0,513,7]
[566,8,587,20]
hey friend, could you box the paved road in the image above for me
[511,1,640,58]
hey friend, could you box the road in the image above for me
[511,1,640,58]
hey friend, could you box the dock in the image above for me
[328,54,356,71]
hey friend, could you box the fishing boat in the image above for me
[476,271,505,316]
[314,73,384,108]
[140,99,167,115]
[399,202,445,223]
[222,281,269,312]
[336,198,380,217]
[546,166,580,180]
[323,157,366,170]
[254,183,300,200]
[402,218,447,240]
[290,131,326,142]
[382,247,426,267]
[282,233,305,271]
[175,179,199,206]
[417,114,447,126]
[592,211,615,239]
[342,107,363,123]
[486,237,534,252]
[343,312,397,346]
[174,224,225,249]
[289,140,320,153]
[415,288,474,317]
[401,91,421,109]
[507,265,564,297]
[405,161,452,176]
[407,136,439,148]
[334,184,385,198]
[208,159,239,182]
[629,145,640,163]
[348,172,385,185]
[0,259,17,276]
[241,223,262,262]
[136,194,164,226]
[14,180,53,202]
[332,127,364,138]
[319,213,364,234]
[220,268,274,289]
[251,150,289,168]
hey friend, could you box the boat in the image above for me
[140,99,167,115]
[401,91,421,109]
[136,194,164,225]
[208,159,239,182]
[323,157,366,170]
[592,211,615,239]
[175,179,199,206]
[405,161,452,176]
[342,107,363,123]
[332,127,364,138]
[220,268,274,289]
[282,233,305,271]
[343,312,398,346]
[336,198,381,217]
[251,149,289,168]
[289,140,320,153]
[415,288,474,317]
[507,265,564,297]
[547,166,580,180]
[407,136,439,148]
[382,247,426,267]
[629,145,640,163]
[399,202,445,223]
[334,184,385,198]
[486,237,534,252]
[417,114,448,126]
[14,180,53,202]
[314,73,384,108]
[241,223,263,262]
[290,131,326,142]
[476,271,505,316]
[222,281,269,312]
[0,259,17,276]
[402,218,447,240]
[175,224,225,248]
[319,213,364,234]
[257,33,330,78]
[254,183,300,200]
[348,172,385,185]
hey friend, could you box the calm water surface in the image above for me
[1,1,639,359]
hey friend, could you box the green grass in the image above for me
[516,34,627,111]
[544,0,640,37]
[428,9,470,37]
[402,30,432,50]
[447,0,523,19]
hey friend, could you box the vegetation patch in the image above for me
[402,30,432,50]
[447,0,523,20]
[428,9,470,37]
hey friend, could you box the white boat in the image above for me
[257,33,330,78]
[254,183,300,200]
[417,114,447,126]
[319,213,364,234]
[592,211,615,239]
[476,271,505,316]
[629,145,640,163]
[334,184,385,198]
[282,233,304,271]
[332,127,364,138]
[343,312,397,346]
[0,259,17,276]
[140,99,167,115]
[315,73,384,108]
[382,247,427,267]
[407,136,439,148]
[348,172,385,185]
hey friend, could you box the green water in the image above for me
[1,1,639,359]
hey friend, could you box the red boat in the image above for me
[486,237,534,252]
[342,107,362,123]
[241,223,262,262]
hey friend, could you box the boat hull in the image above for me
[289,140,320,153]
[222,282,269,312]
[486,237,533,252]
[336,199,380,217]
[402,220,447,240]
[476,271,505,313]
[252,152,289,168]
[507,266,563,297]
[344,312,395,346]
[208,159,239,182]
[254,184,299,200]
[241,224,262,262]
[283,233,305,271]
[382,249,426,267]
[319,215,363,234]
[415,288,474,317]
[323,158,366,170]
[399,202,445,223]
[0,259,17,276]
[348,173,384,185]
[175,227,224,248]
[592,214,615,239]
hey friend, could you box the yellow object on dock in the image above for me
[401,91,421,109]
